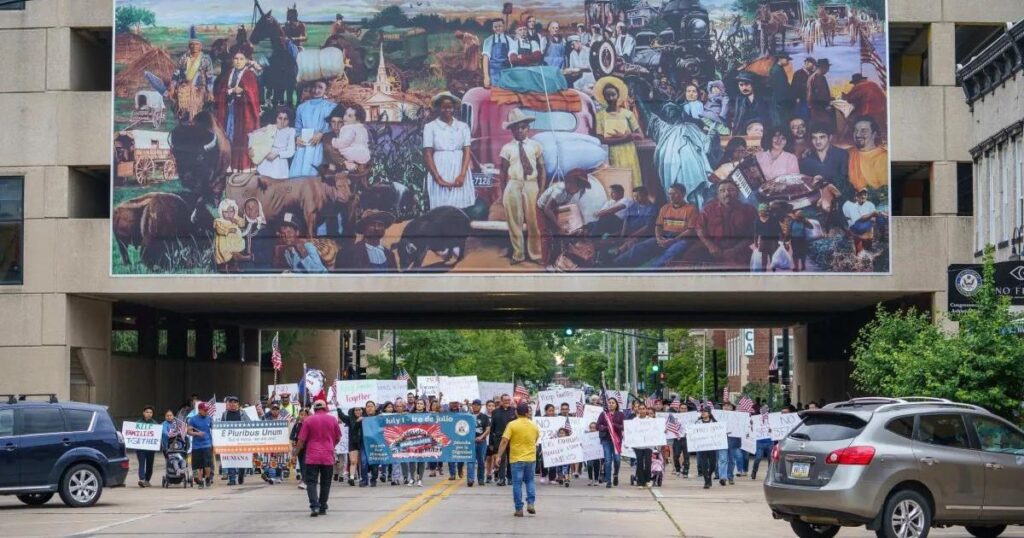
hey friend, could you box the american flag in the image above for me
[254,401,264,418]
[513,380,530,404]
[562,416,573,435]
[330,375,339,408]
[644,396,655,409]
[737,395,755,414]
[271,332,283,372]
[665,413,682,436]
[207,395,217,414]
[167,418,188,439]
[859,28,887,86]
[396,368,411,382]
[669,398,681,411]
[576,400,585,418]
[722,386,730,404]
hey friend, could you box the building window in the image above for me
[0,177,23,285]
[957,162,973,217]
[888,23,928,86]
[0,1,26,10]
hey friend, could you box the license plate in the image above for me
[790,462,811,479]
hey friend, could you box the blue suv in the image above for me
[0,395,129,507]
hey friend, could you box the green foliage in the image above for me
[112,330,139,354]
[662,330,727,400]
[260,330,316,363]
[742,382,785,410]
[851,247,1024,419]
[368,330,558,386]
[370,5,410,29]
[115,5,156,34]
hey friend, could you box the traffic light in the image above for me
[768,369,779,384]
[652,364,660,373]
[776,351,789,382]
[355,330,366,352]
[564,327,575,336]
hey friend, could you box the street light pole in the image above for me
[391,329,397,375]
[701,329,707,399]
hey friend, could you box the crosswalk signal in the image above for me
[564,328,575,336]
[652,364,660,373]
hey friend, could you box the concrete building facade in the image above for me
[2,0,1023,419]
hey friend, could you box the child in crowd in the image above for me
[650,449,665,487]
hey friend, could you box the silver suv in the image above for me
[764,397,1024,538]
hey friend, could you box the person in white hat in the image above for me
[499,110,546,265]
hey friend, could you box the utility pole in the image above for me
[391,329,397,376]
[614,331,621,390]
[701,329,707,400]
[630,329,638,395]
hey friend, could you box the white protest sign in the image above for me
[623,418,667,449]
[210,402,228,421]
[657,412,688,440]
[713,409,752,437]
[377,380,410,405]
[768,412,802,441]
[741,430,757,454]
[335,379,378,412]
[581,431,604,461]
[335,424,349,455]
[478,381,513,403]
[242,406,260,421]
[121,421,162,451]
[538,388,584,414]
[219,453,253,469]
[541,435,585,467]
[580,404,603,427]
[417,376,442,397]
[621,445,636,459]
[534,417,585,444]
[751,414,773,440]
[440,376,480,403]
[267,383,299,399]
[686,422,728,452]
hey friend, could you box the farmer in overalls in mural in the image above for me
[482,18,512,89]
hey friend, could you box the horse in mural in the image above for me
[817,6,838,47]
[756,4,789,55]
[249,9,298,106]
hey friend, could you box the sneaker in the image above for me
[527,504,536,514]
[144,481,152,487]
[416,480,423,487]
[228,480,237,486]
[564,480,570,488]
[720,479,726,486]
[573,473,580,479]
[613,476,618,486]
[540,477,547,485]
[486,476,493,484]
[138,480,145,487]
[682,474,689,479]
[448,476,456,481]
[514,510,524,517]
[310,510,318,517]
[318,509,327,515]
[751,473,757,480]
[348,478,355,486]
[198,482,206,489]
[606,482,612,488]
[467,481,474,487]
[298,482,307,490]
[729,479,735,485]
[370,481,377,487]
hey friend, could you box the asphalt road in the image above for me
[2,457,1023,537]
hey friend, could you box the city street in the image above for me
[3,458,1022,537]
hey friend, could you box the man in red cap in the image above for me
[187,402,215,488]
[294,400,341,517]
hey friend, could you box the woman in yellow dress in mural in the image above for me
[594,76,643,187]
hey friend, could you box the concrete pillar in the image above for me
[66,296,112,404]
[288,330,342,380]
[928,23,957,87]
[241,362,262,404]
[167,319,187,359]
[224,326,241,362]
[931,161,959,216]
[195,324,213,361]
[791,325,809,407]
[932,290,958,332]
[242,329,261,363]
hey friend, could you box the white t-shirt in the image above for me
[842,200,876,227]
[600,197,633,219]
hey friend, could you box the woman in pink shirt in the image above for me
[754,126,800,181]
[295,400,342,517]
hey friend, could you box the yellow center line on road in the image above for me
[355,480,449,538]
[379,480,463,538]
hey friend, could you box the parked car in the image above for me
[0,394,128,507]
[764,397,1024,538]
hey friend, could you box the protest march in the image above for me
[126,360,807,517]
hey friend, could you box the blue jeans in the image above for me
[467,440,487,484]
[728,437,747,473]
[447,462,464,477]
[614,237,692,267]
[716,448,733,480]
[511,461,536,511]
[359,456,378,485]
[602,439,621,483]
[751,439,773,478]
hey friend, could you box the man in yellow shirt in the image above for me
[848,116,888,192]
[497,401,540,517]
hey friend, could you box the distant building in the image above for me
[362,43,421,122]
[626,1,658,28]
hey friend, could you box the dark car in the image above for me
[0,394,129,507]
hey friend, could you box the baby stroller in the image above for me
[650,450,665,487]
[162,436,192,488]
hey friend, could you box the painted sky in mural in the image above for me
[111,0,891,275]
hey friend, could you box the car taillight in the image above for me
[826,446,875,465]
[771,443,780,462]
[120,460,130,469]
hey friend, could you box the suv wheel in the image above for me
[58,464,103,507]
[877,489,931,538]
[790,520,840,538]
[16,492,54,506]
[965,526,1007,538]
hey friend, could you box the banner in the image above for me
[623,418,667,449]
[713,409,752,437]
[377,380,410,406]
[948,262,1024,312]
[439,375,480,403]
[211,420,291,454]
[768,412,802,441]
[363,413,475,464]
[111,1,891,277]
[581,431,604,462]
[538,389,584,414]
[334,379,378,412]
[478,382,513,403]
[534,416,585,445]
[121,421,162,451]
[686,422,728,452]
[219,453,253,469]
[541,435,585,467]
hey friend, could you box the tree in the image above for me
[115,5,156,34]
[370,5,410,29]
[851,247,1024,420]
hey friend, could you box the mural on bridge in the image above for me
[111,0,891,274]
